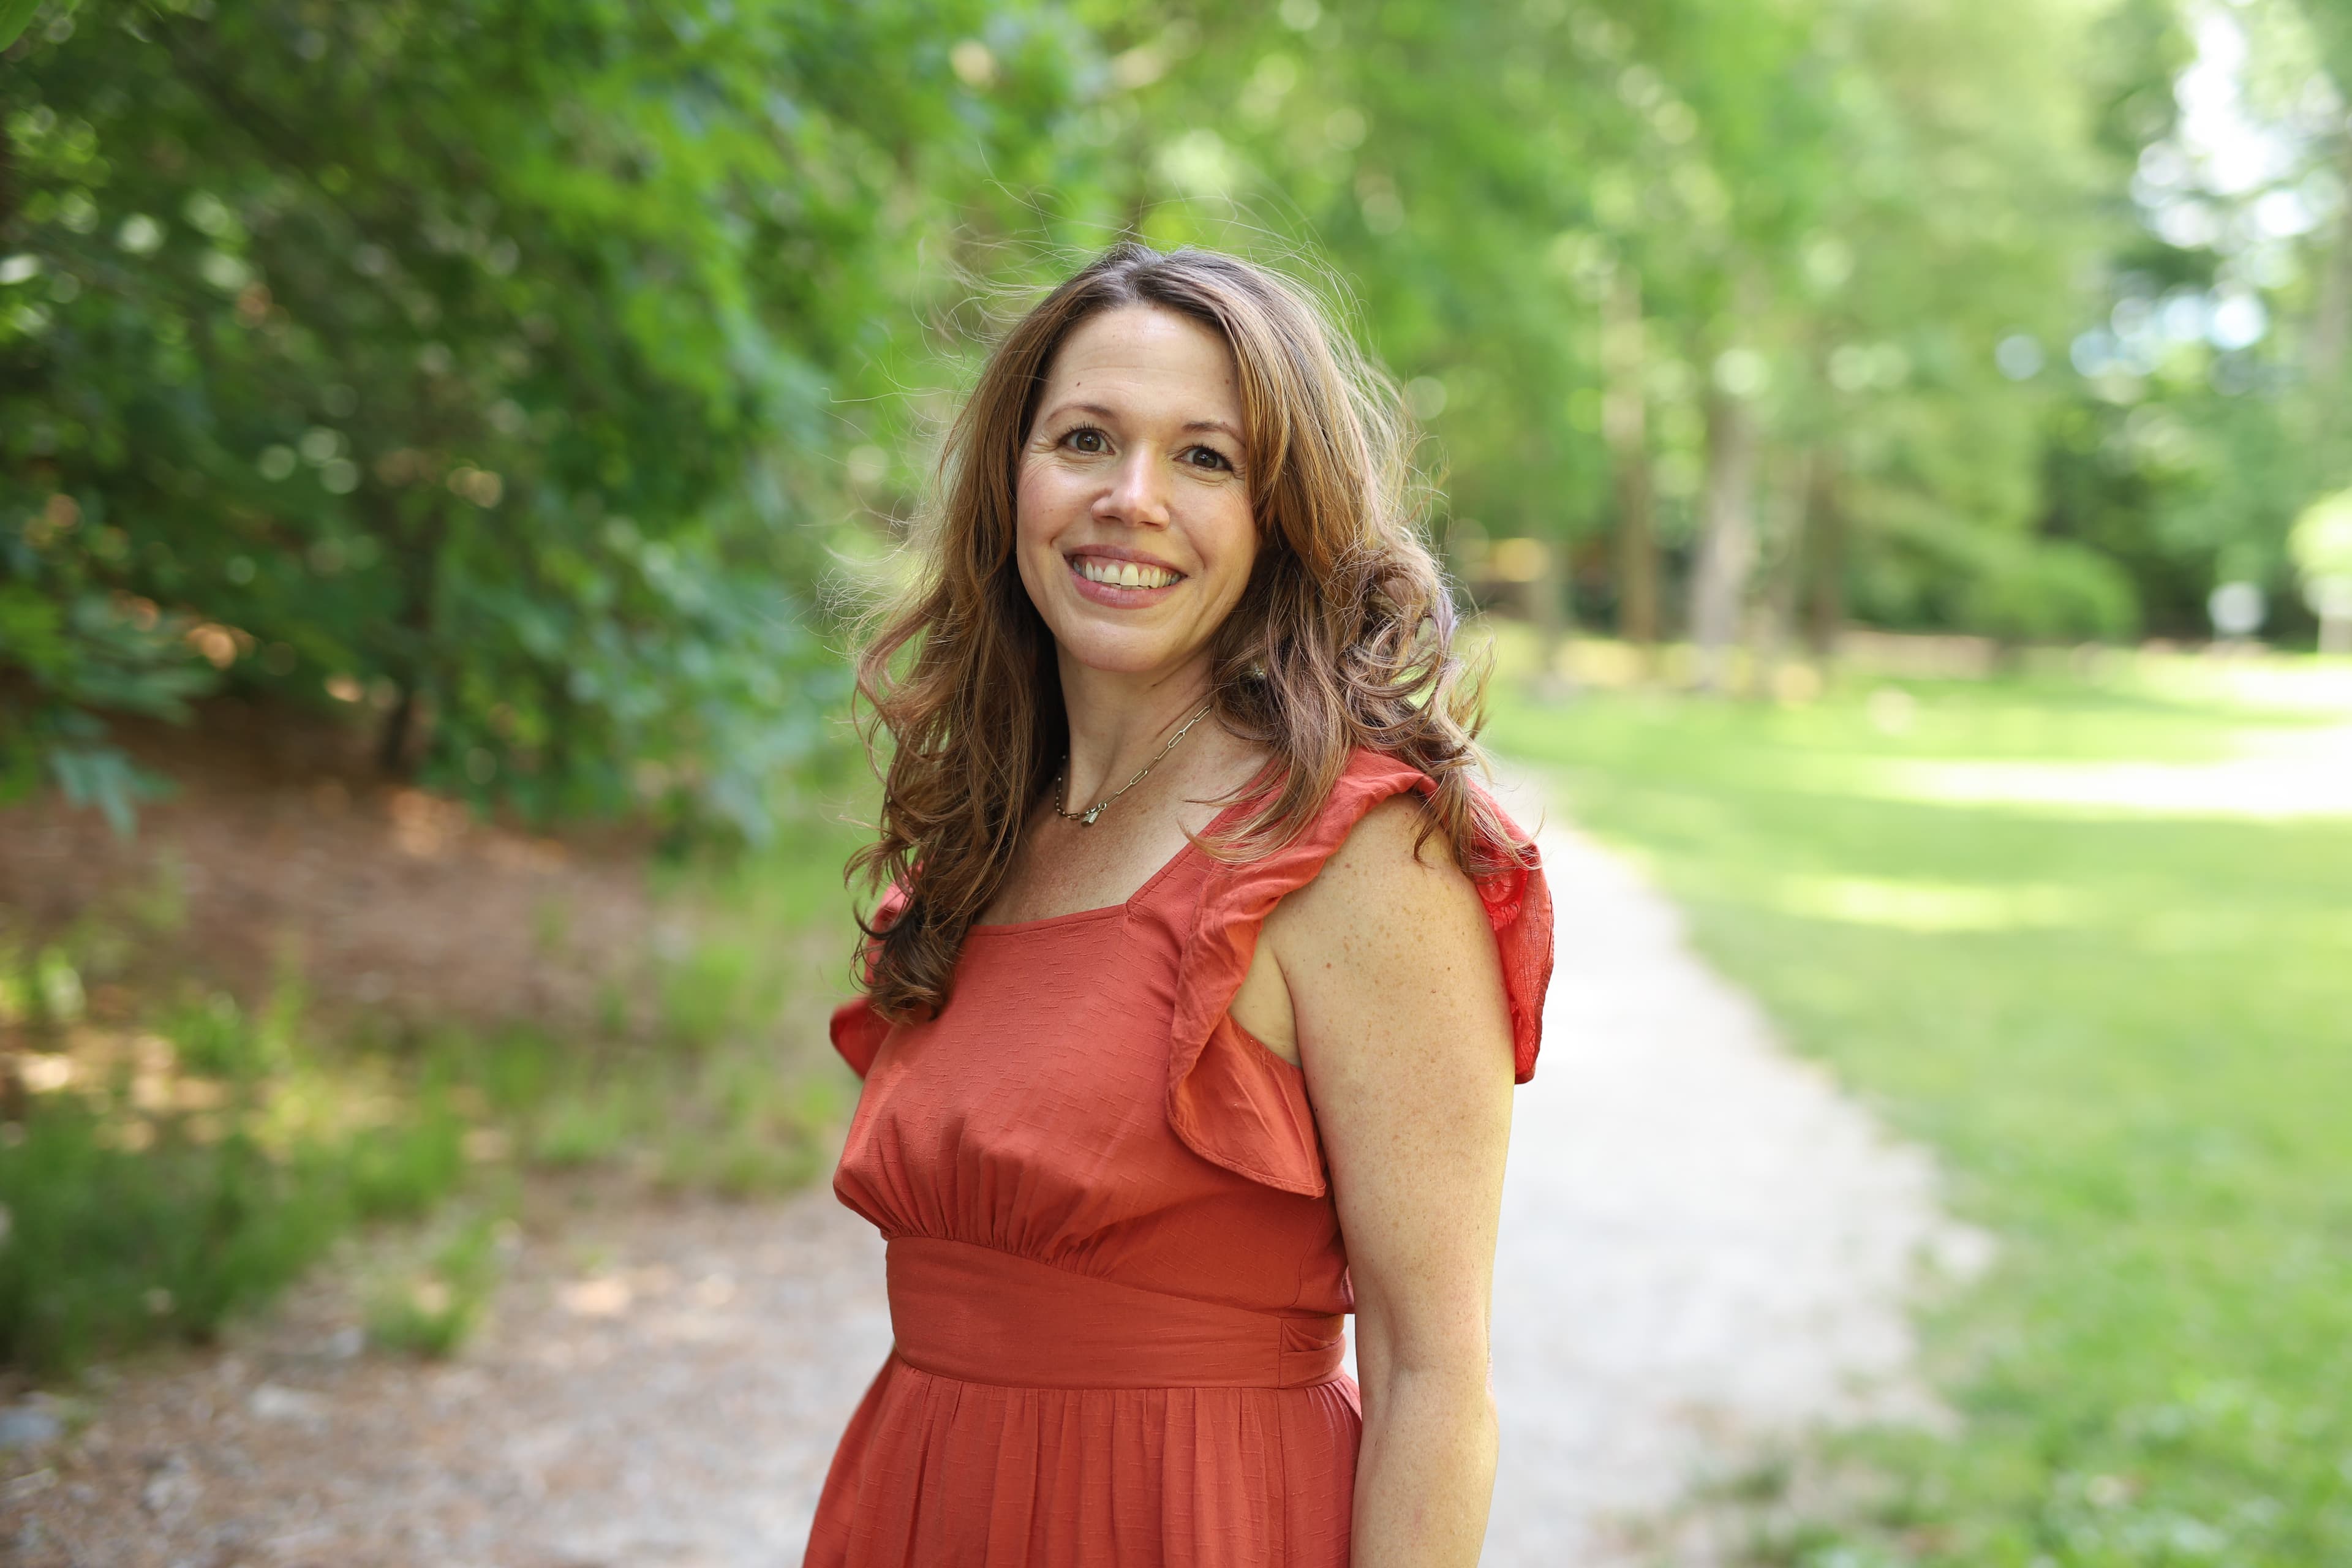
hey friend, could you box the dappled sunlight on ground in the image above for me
[1768,875,2094,932]
[1832,721,2352,820]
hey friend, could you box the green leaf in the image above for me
[0,0,43,52]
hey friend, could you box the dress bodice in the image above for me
[832,826,1354,1318]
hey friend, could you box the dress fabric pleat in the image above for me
[807,747,1552,1567]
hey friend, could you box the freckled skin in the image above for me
[995,305,1517,1567]
[1267,797,1515,1566]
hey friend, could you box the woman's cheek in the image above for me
[1205,511,1259,606]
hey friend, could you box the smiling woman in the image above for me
[812,244,1554,1567]
[1015,303,1262,696]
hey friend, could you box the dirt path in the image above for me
[7,778,1975,1567]
[1482,783,1983,1565]
[8,1191,891,1567]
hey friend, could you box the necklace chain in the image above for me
[1053,698,1217,828]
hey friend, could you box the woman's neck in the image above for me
[1057,652,1217,807]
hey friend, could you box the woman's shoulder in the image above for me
[1178,743,1551,1087]
[1271,750,1486,936]
[1277,788,1487,936]
[1276,748,1551,1082]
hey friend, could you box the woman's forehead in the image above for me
[1039,305,1242,423]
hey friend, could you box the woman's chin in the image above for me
[1050,627,1210,682]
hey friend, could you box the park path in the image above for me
[8,769,1975,1567]
[1480,771,1980,1564]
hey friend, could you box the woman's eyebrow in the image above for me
[1038,404,1243,445]
[1182,419,1244,442]
[1038,401,1118,425]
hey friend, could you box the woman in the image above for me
[810,243,1553,1567]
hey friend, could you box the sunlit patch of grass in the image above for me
[0,1104,351,1371]
[1767,874,2092,932]
[0,979,479,1371]
[0,798,869,1375]
[1487,662,2352,1566]
[364,1210,508,1359]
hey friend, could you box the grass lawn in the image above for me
[1485,653,2352,1567]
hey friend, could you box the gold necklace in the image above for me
[1052,698,1217,827]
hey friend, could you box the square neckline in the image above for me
[966,794,1254,937]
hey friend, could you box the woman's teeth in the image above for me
[1074,558,1179,590]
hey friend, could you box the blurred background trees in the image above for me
[5,0,2350,832]
[10,9,2350,1548]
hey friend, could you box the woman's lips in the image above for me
[1065,552,1183,607]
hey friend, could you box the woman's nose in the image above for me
[1096,450,1172,527]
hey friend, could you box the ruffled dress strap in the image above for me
[828,883,909,1079]
[1166,748,1555,1198]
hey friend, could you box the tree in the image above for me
[1,0,1101,834]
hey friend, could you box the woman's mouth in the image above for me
[1067,553,1184,604]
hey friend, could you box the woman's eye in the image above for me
[1185,446,1232,472]
[1066,428,1107,454]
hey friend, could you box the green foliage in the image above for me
[342,1110,469,1223]
[1488,665,2352,1565]
[2049,0,2352,641]
[0,518,216,832]
[162,989,277,1080]
[2292,488,2352,576]
[0,0,40,53]
[6,0,2344,848]
[1951,535,2143,645]
[0,964,477,1370]
[0,1107,348,1371]
[1076,0,2209,647]
[1,0,1106,836]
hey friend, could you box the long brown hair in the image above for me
[850,242,1520,1020]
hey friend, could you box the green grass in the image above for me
[1485,655,2352,1567]
[0,801,871,1376]
[363,1208,508,1359]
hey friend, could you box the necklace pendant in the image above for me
[1080,803,1106,826]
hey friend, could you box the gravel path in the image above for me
[7,778,1977,1567]
[1482,782,1984,1566]
[7,1193,892,1567]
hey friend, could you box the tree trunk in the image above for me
[1803,454,1846,657]
[2313,138,2352,388]
[0,116,15,232]
[1602,268,1660,646]
[1691,382,1759,691]
[1755,446,1815,695]
[377,499,448,776]
[1525,532,1572,692]
[377,685,423,777]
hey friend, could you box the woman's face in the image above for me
[1016,304,1257,685]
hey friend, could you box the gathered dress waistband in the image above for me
[884,1237,1346,1391]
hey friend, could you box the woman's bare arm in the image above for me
[1263,795,1517,1567]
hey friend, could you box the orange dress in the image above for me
[808,748,1553,1567]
